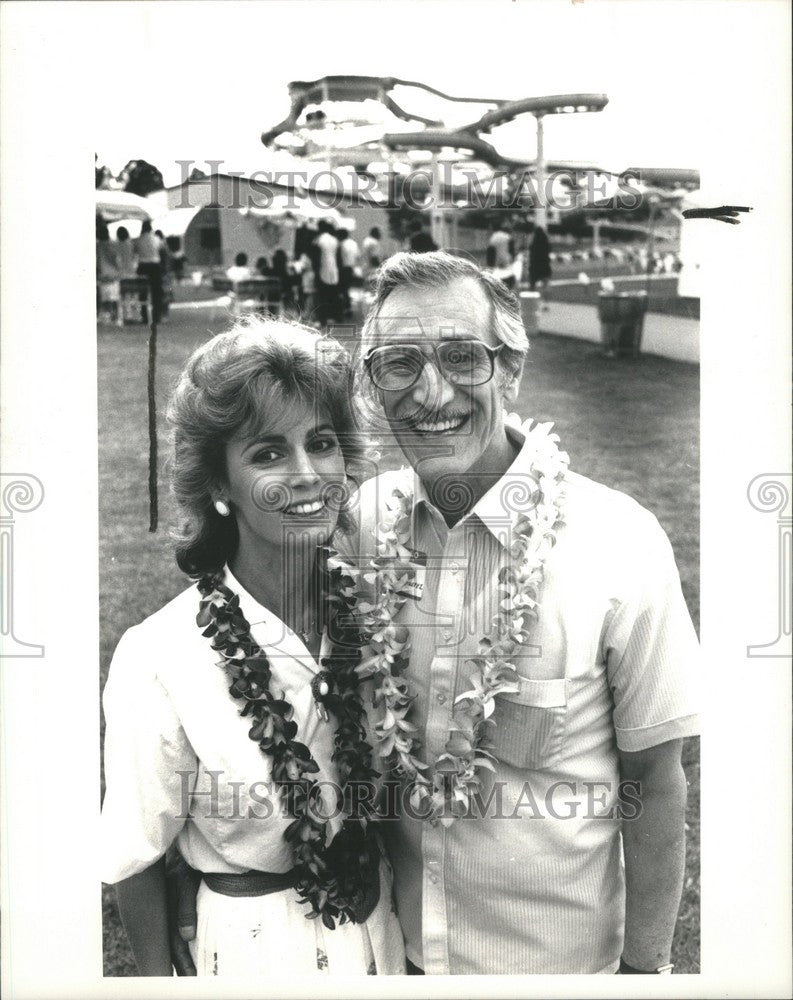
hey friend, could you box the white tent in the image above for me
[241,198,355,230]
[95,188,155,222]
[106,205,203,241]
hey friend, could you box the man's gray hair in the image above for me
[361,251,529,385]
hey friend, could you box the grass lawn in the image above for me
[99,304,699,976]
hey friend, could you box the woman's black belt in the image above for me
[202,868,298,897]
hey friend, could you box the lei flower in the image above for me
[355,419,569,825]
[196,552,380,928]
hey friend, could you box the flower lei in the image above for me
[355,419,569,825]
[196,553,380,928]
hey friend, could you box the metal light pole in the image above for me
[430,152,444,247]
[518,95,609,235]
[534,113,547,231]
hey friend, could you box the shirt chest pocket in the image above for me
[489,677,568,771]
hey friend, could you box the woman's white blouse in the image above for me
[101,568,349,884]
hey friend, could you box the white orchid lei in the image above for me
[353,418,569,825]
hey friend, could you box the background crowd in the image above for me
[96,219,185,325]
[96,205,685,334]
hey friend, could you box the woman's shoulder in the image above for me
[110,581,206,675]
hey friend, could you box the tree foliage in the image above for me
[95,153,112,189]
[121,159,165,197]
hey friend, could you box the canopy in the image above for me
[241,197,355,230]
[95,189,155,222]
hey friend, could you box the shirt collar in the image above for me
[222,564,324,676]
[413,416,549,548]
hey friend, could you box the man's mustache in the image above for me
[394,406,471,427]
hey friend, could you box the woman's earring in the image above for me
[214,499,231,517]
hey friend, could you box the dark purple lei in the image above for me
[195,551,381,928]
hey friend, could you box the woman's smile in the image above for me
[282,497,328,516]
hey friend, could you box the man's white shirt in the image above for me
[336,419,699,973]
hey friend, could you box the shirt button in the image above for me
[437,692,447,705]
[450,561,459,574]
[429,874,439,884]
[442,629,453,641]
[429,818,439,828]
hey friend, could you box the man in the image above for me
[488,222,514,267]
[336,227,359,318]
[487,221,518,290]
[135,220,164,323]
[362,225,383,278]
[225,251,252,283]
[312,220,341,325]
[408,219,438,253]
[351,252,697,975]
[169,252,698,975]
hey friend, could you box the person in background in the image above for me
[168,236,186,283]
[226,252,252,283]
[528,225,552,307]
[96,221,121,325]
[313,220,341,327]
[136,220,165,323]
[295,252,316,321]
[408,219,438,254]
[294,221,318,262]
[336,228,359,319]
[488,221,515,269]
[115,226,137,278]
[155,230,172,320]
[486,221,518,291]
[362,226,382,280]
[270,249,295,315]
[255,255,272,277]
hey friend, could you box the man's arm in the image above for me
[618,737,687,972]
[115,857,172,976]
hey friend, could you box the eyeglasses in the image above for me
[364,340,504,392]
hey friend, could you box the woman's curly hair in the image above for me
[167,316,374,576]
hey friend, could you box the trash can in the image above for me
[597,292,648,357]
[519,291,542,336]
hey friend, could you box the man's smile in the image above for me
[401,410,470,436]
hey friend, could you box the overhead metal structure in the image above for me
[259,78,695,251]
[261,76,614,245]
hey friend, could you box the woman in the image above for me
[101,318,404,976]
[96,221,120,325]
[115,226,137,278]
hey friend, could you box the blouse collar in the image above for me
[222,564,325,679]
